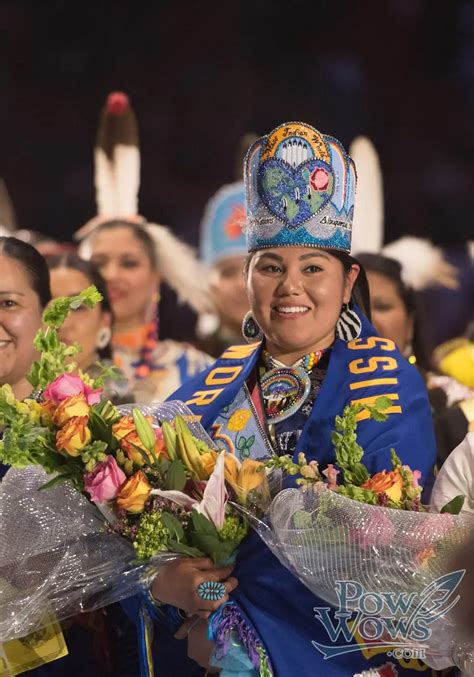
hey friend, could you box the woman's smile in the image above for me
[271,304,311,318]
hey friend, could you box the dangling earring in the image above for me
[336,303,362,341]
[242,311,263,343]
[403,342,417,365]
[96,327,112,349]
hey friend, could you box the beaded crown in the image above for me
[244,122,356,254]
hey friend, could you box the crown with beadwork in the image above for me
[244,122,356,253]
[200,181,247,266]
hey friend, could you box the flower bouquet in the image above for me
[236,399,474,669]
[0,287,267,644]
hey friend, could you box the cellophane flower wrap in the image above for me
[0,287,267,643]
[237,398,474,671]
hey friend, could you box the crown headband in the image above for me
[244,122,356,253]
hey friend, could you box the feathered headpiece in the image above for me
[349,136,458,291]
[75,92,211,314]
[0,178,18,235]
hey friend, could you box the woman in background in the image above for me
[80,219,212,401]
[48,253,132,403]
[357,252,473,466]
[76,92,212,402]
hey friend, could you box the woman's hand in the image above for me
[150,557,238,618]
[175,616,217,671]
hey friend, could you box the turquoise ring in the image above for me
[197,580,226,602]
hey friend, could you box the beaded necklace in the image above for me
[259,348,328,423]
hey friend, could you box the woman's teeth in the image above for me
[274,306,309,314]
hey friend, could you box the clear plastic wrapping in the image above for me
[239,484,474,670]
[0,401,216,642]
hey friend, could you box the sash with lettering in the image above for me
[170,308,441,677]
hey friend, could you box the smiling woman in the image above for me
[141,123,440,677]
[0,236,51,401]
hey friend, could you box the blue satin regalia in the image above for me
[170,311,438,676]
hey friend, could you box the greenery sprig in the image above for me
[27,286,104,390]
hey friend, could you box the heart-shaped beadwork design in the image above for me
[258,158,334,229]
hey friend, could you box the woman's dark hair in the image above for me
[47,253,113,359]
[0,236,51,308]
[93,219,157,269]
[356,252,431,370]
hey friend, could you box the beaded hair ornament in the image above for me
[244,122,356,254]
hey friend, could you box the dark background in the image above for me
[1,0,473,345]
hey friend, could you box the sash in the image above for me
[173,310,436,484]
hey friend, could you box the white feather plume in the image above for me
[383,236,459,291]
[114,144,140,216]
[146,223,214,314]
[350,136,384,255]
[94,148,116,215]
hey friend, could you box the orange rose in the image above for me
[112,416,136,441]
[56,415,91,457]
[116,470,152,513]
[362,469,403,503]
[53,393,90,427]
[113,416,165,466]
[41,399,56,426]
[120,431,155,466]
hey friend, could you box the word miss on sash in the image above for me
[347,336,402,421]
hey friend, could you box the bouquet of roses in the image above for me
[236,399,474,669]
[0,287,267,643]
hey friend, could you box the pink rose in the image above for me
[310,167,329,191]
[84,456,126,503]
[348,510,394,549]
[44,373,103,405]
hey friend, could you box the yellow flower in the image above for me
[56,416,91,457]
[223,454,266,503]
[116,471,152,513]
[53,393,90,427]
[227,409,251,432]
[201,450,218,478]
[23,399,43,424]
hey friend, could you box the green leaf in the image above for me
[165,459,187,491]
[191,509,219,538]
[89,409,113,446]
[237,437,246,450]
[191,532,237,564]
[161,512,185,541]
[166,539,205,558]
[246,434,255,448]
[38,474,73,491]
[440,495,465,515]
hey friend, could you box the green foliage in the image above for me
[28,286,103,389]
[332,397,391,486]
[165,459,187,491]
[133,510,170,560]
[440,495,465,515]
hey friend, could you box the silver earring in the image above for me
[242,312,263,343]
[336,303,362,341]
[96,327,112,349]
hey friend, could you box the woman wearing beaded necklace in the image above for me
[76,92,212,402]
[140,123,440,677]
